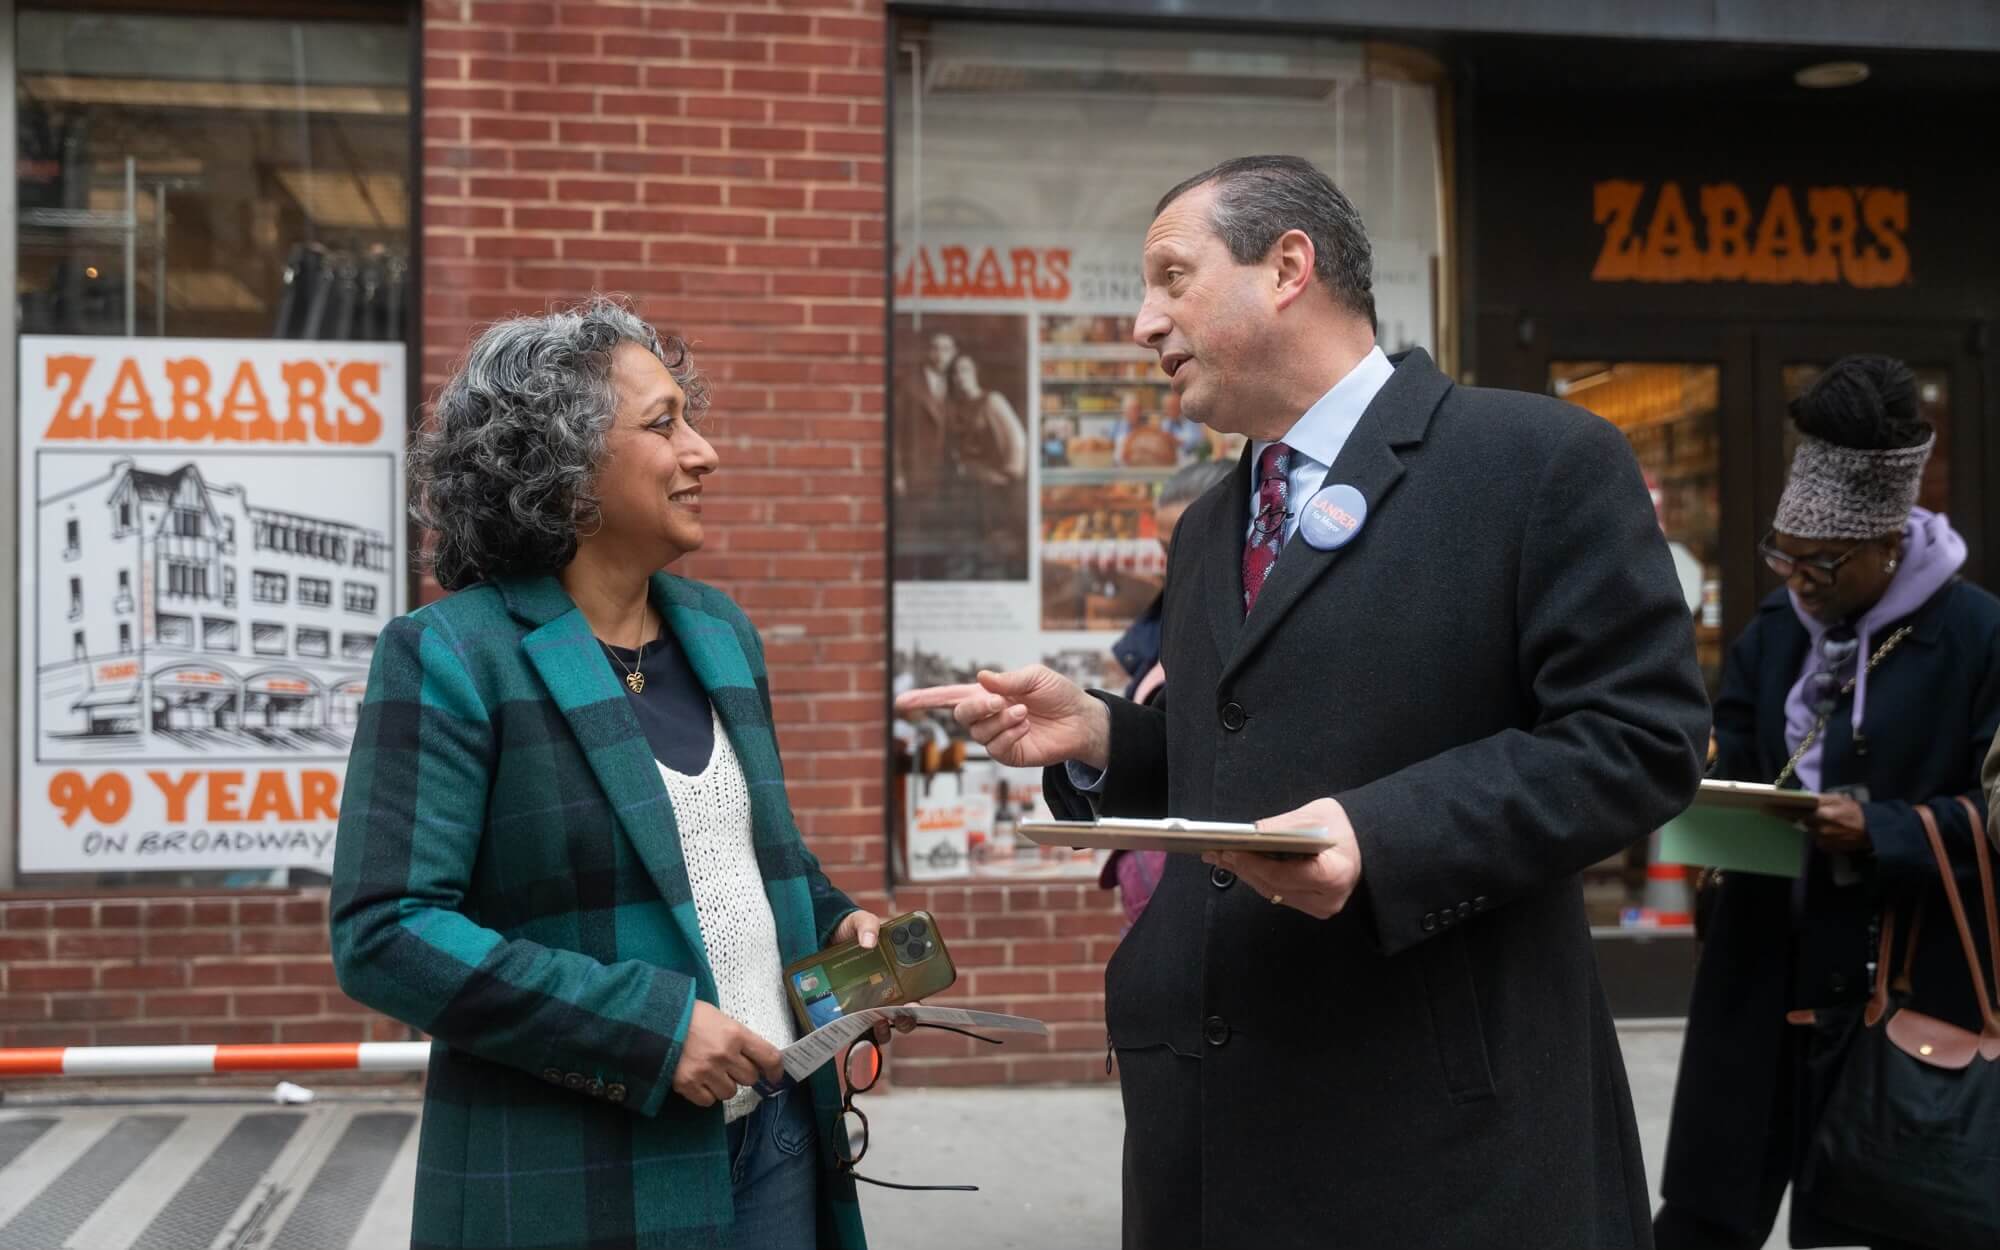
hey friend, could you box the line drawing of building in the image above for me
[36,456,395,759]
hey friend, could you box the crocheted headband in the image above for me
[1772,432,1933,540]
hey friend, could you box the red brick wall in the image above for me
[420,0,893,905]
[888,884,1120,1086]
[0,0,1118,1090]
[0,891,410,1055]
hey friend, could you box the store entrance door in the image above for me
[1497,319,1984,1016]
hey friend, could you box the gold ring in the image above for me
[1271,893,1284,906]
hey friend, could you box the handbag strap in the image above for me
[1912,800,1999,1028]
[1958,796,2000,1013]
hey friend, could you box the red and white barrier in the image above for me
[0,1041,431,1079]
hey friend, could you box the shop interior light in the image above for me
[1793,60,1870,89]
[1553,368,1615,396]
[153,269,265,313]
[273,171,408,231]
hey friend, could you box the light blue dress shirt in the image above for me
[1245,345,1395,545]
[1067,346,1397,796]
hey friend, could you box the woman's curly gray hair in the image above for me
[411,297,708,590]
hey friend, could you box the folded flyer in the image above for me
[753,1006,1046,1094]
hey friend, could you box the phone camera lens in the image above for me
[906,919,929,939]
[887,924,908,944]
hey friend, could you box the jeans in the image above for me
[727,1087,819,1250]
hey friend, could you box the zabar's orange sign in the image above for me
[894,243,1072,302]
[37,348,387,443]
[1592,180,1909,287]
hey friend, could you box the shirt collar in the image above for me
[1261,346,1395,468]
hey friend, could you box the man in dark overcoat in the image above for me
[899,155,1711,1249]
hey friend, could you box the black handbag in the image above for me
[1798,796,2000,1249]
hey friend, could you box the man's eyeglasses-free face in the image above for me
[836,1024,1002,1193]
[1758,532,1866,588]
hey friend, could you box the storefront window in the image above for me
[889,22,1449,882]
[11,4,412,889]
[1550,362,1724,687]
[17,7,409,340]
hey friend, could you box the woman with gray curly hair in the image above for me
[331,297,889,1250]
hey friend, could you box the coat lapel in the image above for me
[500,574,715,995]
[1201,442,1255,665]
[1219,348,1451,687]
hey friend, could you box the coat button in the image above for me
[1474,896,1489,912]
[1219,702,1246,731]
[1203,1016,1230,1046]
[564,1072,586,1090]
[1211,866,1235,889]
[587,1078,605,1098]
[542,1068,564,1085]
[1422,912,1437,932]
[1458,902,1472,920]
[606,1083,627,1104]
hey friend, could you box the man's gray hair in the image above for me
[410,296,708,590]
[1155,155,1375,324]
[1158,457,1235,510]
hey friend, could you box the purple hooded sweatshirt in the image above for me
[1782,507,1966,790]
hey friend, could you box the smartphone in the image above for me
[782,910,957,1034]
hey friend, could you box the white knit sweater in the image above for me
[657,712,796,1123]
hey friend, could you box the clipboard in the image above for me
[1693,779,1819,816]
[1654,780,1817,878]
[1016,817,1332,857]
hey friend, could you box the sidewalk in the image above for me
[0,1024,1823,1249]
[860,1024,1809,1250]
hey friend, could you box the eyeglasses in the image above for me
[1758,532,1866,588]
[1808,627,1860,717]
[836,1024,1002,1192]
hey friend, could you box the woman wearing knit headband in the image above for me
[1655,356,2000,1250]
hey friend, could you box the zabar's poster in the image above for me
[16,336,406,872]
[890,235,1436,879]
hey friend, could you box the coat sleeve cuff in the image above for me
[1865,799,1934,882]
[1094,691,1170,818]
[633,984,699,1119]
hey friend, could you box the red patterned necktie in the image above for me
[1242,441,1293,613]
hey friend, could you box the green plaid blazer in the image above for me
[330,572,867,1250]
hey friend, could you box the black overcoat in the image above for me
[1046,348,1711,1249]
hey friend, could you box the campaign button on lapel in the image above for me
[1298,484,1368,551]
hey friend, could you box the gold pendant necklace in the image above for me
[603,600,652,694]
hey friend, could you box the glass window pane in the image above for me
[18,9,410,340]
[1550,362,1723,690]
[889,24,1449,882]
